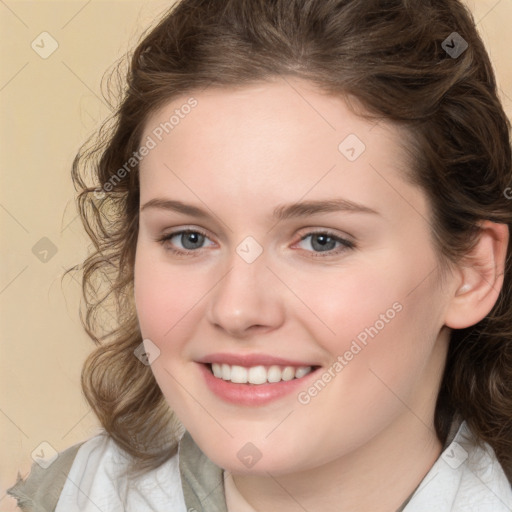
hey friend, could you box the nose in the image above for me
[206,249,285,338]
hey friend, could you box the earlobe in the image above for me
[444,221,509,330]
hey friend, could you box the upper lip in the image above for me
[196,353,318,368]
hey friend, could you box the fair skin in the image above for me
[133,77,507,512]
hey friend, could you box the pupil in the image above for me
[182,232,203,249]
[312,234,335,252]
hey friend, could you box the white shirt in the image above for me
[55,420,512,512]
[55,433,188,512]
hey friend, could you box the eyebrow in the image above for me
[272,198,379,220]
[140,197,379,220]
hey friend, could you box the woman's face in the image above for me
[134,78,456,474]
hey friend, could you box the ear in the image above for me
[444,221,509,329]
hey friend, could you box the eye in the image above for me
[156,229,215,255]
[295,231,355,257]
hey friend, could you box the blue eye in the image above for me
[174,231,206,250]
[296,232,354,256]
[157,229,214,254]
[156,229,355,258]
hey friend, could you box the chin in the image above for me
[193,434,309,475]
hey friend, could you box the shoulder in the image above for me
[8,432,187,511]
[404,420,512,512]
[7,437,88,511]
[452,422,512,510]
[55,432,188,511]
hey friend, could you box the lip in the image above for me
[197,361,321,406]
[196,352,318,367]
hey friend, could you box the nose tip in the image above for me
[206,254,285,338]
[214,316,271,339]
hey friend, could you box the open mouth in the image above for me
[206,363,321,385]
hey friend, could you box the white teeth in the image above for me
[210,363,313,384]
[267,365,282,383]
[248,366,267,385]
[281,366,295,381]
[295,366,311,378]
[212,364,223,378]
[230,365,248,383]
[221,363,231,380]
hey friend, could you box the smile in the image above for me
[210,363,314,384]
[198,359,322,406]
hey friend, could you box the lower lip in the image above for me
[198,363,320,406]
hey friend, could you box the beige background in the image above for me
[1,0,511,509]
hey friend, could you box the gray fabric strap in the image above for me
[178,431,228,512]
[7,441,85,512]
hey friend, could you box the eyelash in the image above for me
[155,228,355,258]
[156,229,212,258]
[297,231,355,257]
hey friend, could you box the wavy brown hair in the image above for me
[67,0,512,480]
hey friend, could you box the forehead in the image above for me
[138,78,423,223]
[141,78,400,149]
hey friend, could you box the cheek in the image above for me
[286,259,406,352]
[303,247,440,351]
[133,248,208,416]
[279,264,443,460]
[133,247,207,344]
[290,250,443,398]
